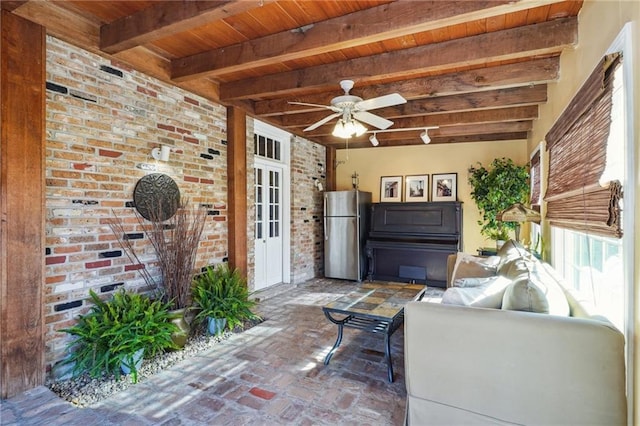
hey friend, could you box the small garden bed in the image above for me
[47,318,262,407]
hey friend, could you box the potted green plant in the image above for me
[191,264,261,336]
[468,157,530,244]
[109,197,208,348]
[61,289,178,383]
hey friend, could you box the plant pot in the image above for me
[496,239,506,250]
[169,308,190,348]
[120,348,144,375]
[207,317,227,336]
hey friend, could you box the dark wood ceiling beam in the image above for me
[220,17,577,100]
[12,1,99,48]
[318,131,529,148]
[254,58,558,116]
[0,2,28,12]
[277,85,546,128]
[11,2,228,105]
[299,105,538,137]
[171,0,560,81]
[433,120,532,136]
[100,1,271,54]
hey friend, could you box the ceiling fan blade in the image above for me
[353,111,394,130]
[288,101,335,110]
[303,113,341,132]
[355,93,407,111]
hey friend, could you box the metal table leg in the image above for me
[323,309,350,365]
[384,328,394,382]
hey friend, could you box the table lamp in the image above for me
[497,203,541,242]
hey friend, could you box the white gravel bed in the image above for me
[46,323,257,407]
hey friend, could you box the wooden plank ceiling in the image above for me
[6,0,583,149]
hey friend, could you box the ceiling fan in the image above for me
[289,80,407,137]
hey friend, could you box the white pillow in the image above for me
[501,259,570,316]
[451,253,500,284]
[453,276,499,288]
[442,276,511,309]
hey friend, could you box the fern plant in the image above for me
[191,264,261,332]
[61,289,179,382]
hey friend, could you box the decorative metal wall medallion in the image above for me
[133,173,180,221]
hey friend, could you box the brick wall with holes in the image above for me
[290,137,326,283]
[43,36,326,375]
[44,36,229,374]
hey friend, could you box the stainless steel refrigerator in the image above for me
[324,190,372,281]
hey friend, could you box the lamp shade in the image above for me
[497,203,541,223]
[332,120,349,138]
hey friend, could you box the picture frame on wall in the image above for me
[405,175,429,202]
[380,176,403,202]
[431,173,457,202]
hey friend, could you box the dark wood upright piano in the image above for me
[365,202,462,288]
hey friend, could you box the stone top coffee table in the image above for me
[322,281,426,382]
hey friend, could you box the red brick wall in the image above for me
[290,136,326,283]
[44,37,228,372]
[43,37,326,375]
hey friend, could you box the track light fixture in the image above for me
[420,130,431,144]
[363,126,438,146]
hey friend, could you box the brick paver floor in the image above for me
[2,278,437,425]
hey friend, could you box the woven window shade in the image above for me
[529,149,541,210]
[544,53,622,238]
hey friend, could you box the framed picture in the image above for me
[431,173,457,202]
[380,176,402,202]
[405,175,429,202]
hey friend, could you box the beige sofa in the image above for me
[404,240,627,425]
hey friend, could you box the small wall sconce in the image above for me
[314,180,324,192]
[420,130,431,144]
[151,145,172,161]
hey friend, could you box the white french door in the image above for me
[254,162,284,290]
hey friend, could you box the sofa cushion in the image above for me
[497,240,541,280]
[452,276,498,288]
[450,252,499,284]
[441,275,511,308]
[501,258,570,316]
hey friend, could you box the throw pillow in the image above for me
[501,258,570,316]
[442,275,511,309]
[452,276,499,288]
[450,253,500,284]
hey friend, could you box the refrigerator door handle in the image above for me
[323,194,328,240]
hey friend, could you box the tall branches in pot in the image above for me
[110,197,207,347]
[143,200,207,311]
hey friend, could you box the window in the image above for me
[254,134,281,160]
[552,228,623,330]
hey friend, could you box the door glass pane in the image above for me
[254,168,263,239]
[267,138,273,159]
[275,140,281,160]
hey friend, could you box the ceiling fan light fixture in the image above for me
[343,119,356,136]
[369,133,379,146]
[332,118,367,139]
[332,120,350,138]
[353,120,367,137]
[420,130,431,144]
